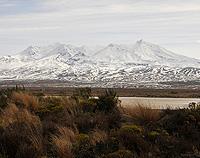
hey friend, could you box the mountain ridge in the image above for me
[0,40,200,88]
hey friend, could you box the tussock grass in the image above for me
[89,129,107,145]
[51,127,76,158]
[124,102,161,124]
[0,89,199,158]
[0,104,43,158]
[11,92,39,112]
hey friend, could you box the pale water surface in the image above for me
[120,97,200,109]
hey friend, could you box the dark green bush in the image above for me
[96,89,119,113]
[94,110,121,131]
[72,88,92,102]
[75,113,96,133]
[0,151,8,158]
[79,98,97,113]
[73,134,95,158]
[118,124,149,156]
[160,108,200,144]
[156,135,196,157]
[0,86,25,109]
[0,89,200,157]
[147,131,160,142]
[36,97,67,118]
[120,124,142,134]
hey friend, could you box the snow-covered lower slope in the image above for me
[0,41,200,87]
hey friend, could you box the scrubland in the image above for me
[0,87,200,158]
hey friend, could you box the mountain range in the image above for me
[0,40,200,88]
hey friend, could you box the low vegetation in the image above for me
[0,88,199,158]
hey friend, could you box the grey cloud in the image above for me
[0,0,200,58]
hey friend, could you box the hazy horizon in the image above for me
[0,0,200,59]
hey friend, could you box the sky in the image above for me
[0,0,200,58]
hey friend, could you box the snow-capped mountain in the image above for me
[93,40,200,67]
[132,40,200,67]
[0,40,200,88]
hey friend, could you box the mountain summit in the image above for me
[133,40,199,67]
[92,40,199,67]
[0,40,200,87]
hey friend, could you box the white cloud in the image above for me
[0,0,200,58]
[0,26,62,32]
[108,3,200,14]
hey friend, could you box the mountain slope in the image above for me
[0,40,200,88]
[92,40,200,67]
[92,43,141,63]
[133,40,200,67]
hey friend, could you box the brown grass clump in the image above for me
[51,127,76,158]
[0,103,19,126]
[10,92,40,112]
[124,103,161,124]
[89,129,107,145]
[0,104,43,158]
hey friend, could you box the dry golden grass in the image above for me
[0,103,42,135]
[124,103,161,124]
[0,103,41,127]
[11,92,40,112]
[51,127,76,158]
[0,104,43,158]
[0,103,19,126]
[89,129,107,145]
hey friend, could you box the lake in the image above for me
[120,97,200,109]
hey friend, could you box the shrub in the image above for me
[0,151,8,158]
[37,97,64,117]
[77,134,90,144]
[156,135,196,157]
[10,92,39,112]
[188,102,200,110]
[73,134,95,158]
[120,124,142,134]
[124,103,160,124]
[37,97,78,126]
[118,124,149,156]
[160,108,200,145]
[94,110,121,131]
[39,97,79,133]
[72,88,92,103]
[0,90,11,109]
[147,131,160,141]
[96,89,119,113]
[1,89,200,157]
[51,127,76,158]
[105,150,134,158]
[79,98,97,113]
[89,129,107,146]
[75,113,96,133]
[0,104,43,158]
[0,86,25,109]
